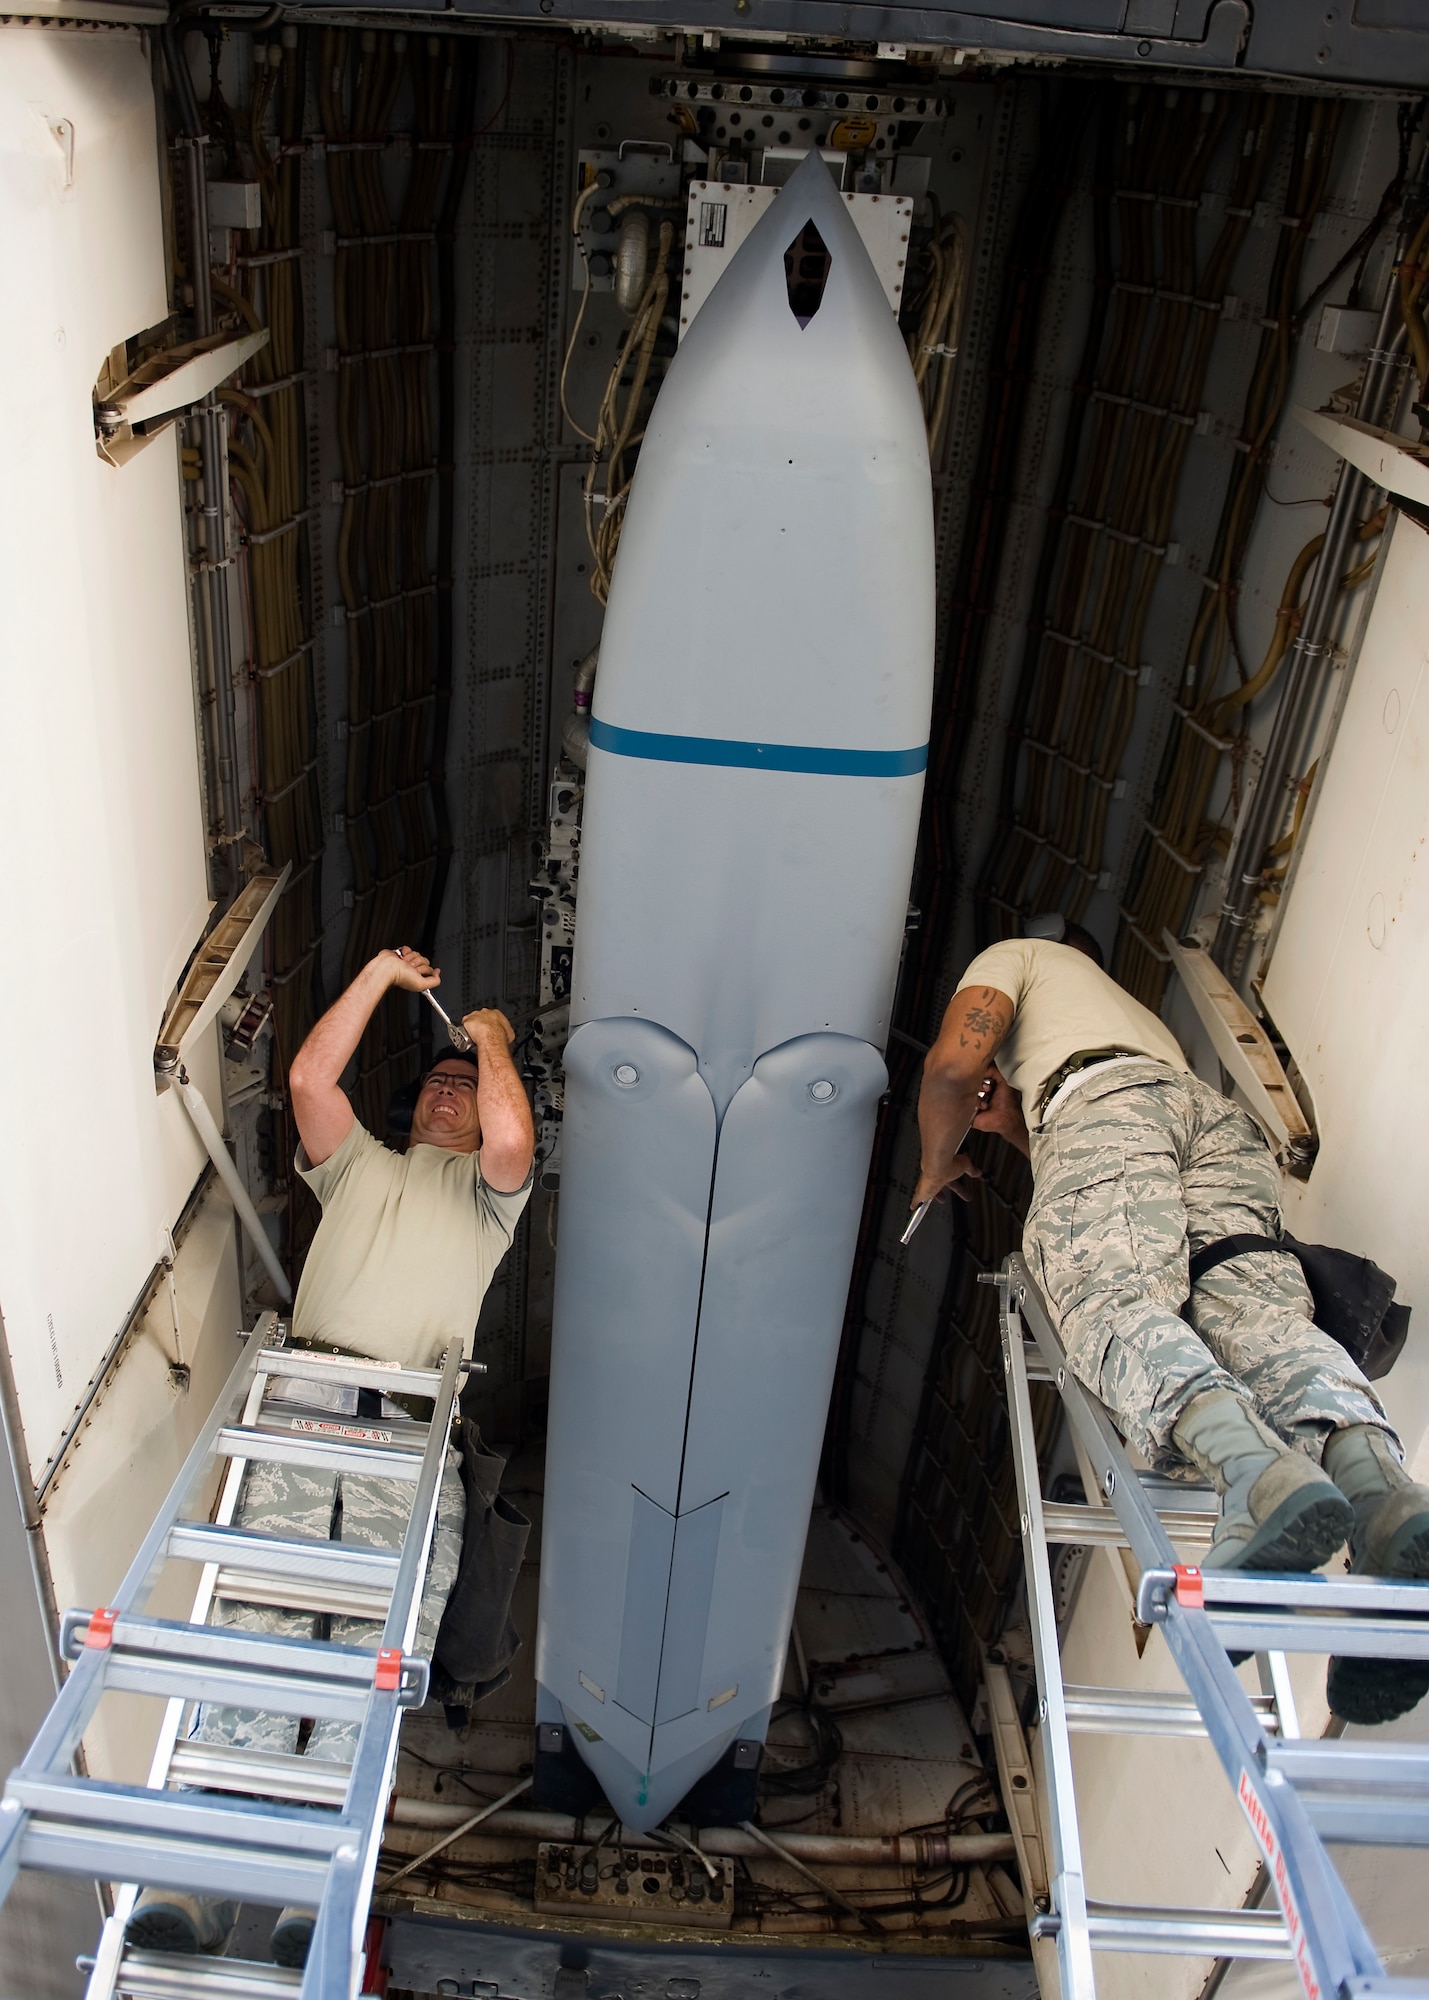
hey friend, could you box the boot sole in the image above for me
[1327,1656,1429,1727]
[270,1920,314,1970]
[1218,1488,1354,1574]
[1376,1511,1429,1580]
[123,1909,202,1956]
[1328,1503,1429,1724]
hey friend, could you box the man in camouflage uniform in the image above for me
[913,919,1429,1725]
[128,945,534,1966]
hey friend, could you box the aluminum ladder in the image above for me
[997,1252,1429,2000]
[0,1315,466,2000]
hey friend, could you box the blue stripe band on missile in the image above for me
[588,718,928,777]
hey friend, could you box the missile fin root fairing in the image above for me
[535,151,936,1831]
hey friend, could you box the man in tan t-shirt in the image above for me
[128,946,534,1967]
[289,944,534,1365]
[914,918,1429,1728]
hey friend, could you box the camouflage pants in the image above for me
[194,1448,465,1762]
[1025,1060,1392,1463]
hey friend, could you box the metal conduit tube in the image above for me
[175,1072,292,1302]
[384,1800,1016,1868]
[560,645,599,769]
[1211,277,1408,970]
[0,1307,64,1691]
[164,23,244,896]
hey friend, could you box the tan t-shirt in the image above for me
[957,937,1188,1127]
[292,1120,532,1367]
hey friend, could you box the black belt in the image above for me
[282,1332,353,1357]
[1037,1047,1145,1115]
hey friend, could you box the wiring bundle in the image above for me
[1116,100,1425,1002]
[317,30,471,1134]
[223,33,324,1137]
[976,85,1294,949]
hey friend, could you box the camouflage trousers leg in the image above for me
[194,1459,336,1755]
[1025,1061,1391,1463]
[305,1454,465,1764]
[194,1451,465,1757]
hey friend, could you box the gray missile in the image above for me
[535,148,935,1831]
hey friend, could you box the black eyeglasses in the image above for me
[422,1070,478,1095]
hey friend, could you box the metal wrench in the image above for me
[394,949,474,1052]
[424,989,474,1053]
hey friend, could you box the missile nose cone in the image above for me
[652,148,916,442]
[596,144,932,765]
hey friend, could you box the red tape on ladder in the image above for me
[1174,1564,1205,1609]
[84,1608,118,1650]
[374,1648,403,1691]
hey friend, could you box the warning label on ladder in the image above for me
[1236,1767,1319,2000]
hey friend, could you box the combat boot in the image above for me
[271,1907,315,1968]
[1172,1389,1354,1572]
[1322,1424,1429,1725]
[124,1889,238,1955]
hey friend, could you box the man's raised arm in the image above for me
[462,1008,535,1193]
[289,947,441,1167]
[912,985,1014,1208]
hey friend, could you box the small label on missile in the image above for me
[699,201,727,249]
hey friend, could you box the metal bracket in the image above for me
[154,863,292,1072]
[1162,932,1315,1173]
[1295,404,1429,511]
[1135,1565,1205,1624]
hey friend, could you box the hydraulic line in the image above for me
[582,219,673,603]
[215,28,325,1278]
[1210,271,1412,967]
[165,20,244,898]
[906,207,968,461]
[1116,118,1420,1001]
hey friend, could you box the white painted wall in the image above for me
[1265,511,1429,1470]
[0,25,216,1474]
[43,1186,242,1788]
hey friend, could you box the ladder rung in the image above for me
[1084,1899,1291,1959]
[9,1773,347,1855]
[1268,1738,1429,1790]
[20,1818,329,1907]
[111,1951,303,1998]
[1064,1685,1279,1737]
[258,1347,447,1400]
[1198,1570,1429,1617]
[1295,1788,1429,1847]
[167,1741,351,1807]
[96,1654,375,1721]
[1266,1738,1429,1843]
[211,1570,392,1620]
[1341,1985,1429,1998]
[214,1425,423,1481]
[170,1522,402,1590]
[1137,1474,1218,1511]
[1043,1501,1215,1549]
[253,1406,433,1453]
[59,1611,427,1718]
[1207,1608,1429,1658]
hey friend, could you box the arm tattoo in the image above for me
[956,988,1010,1050]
